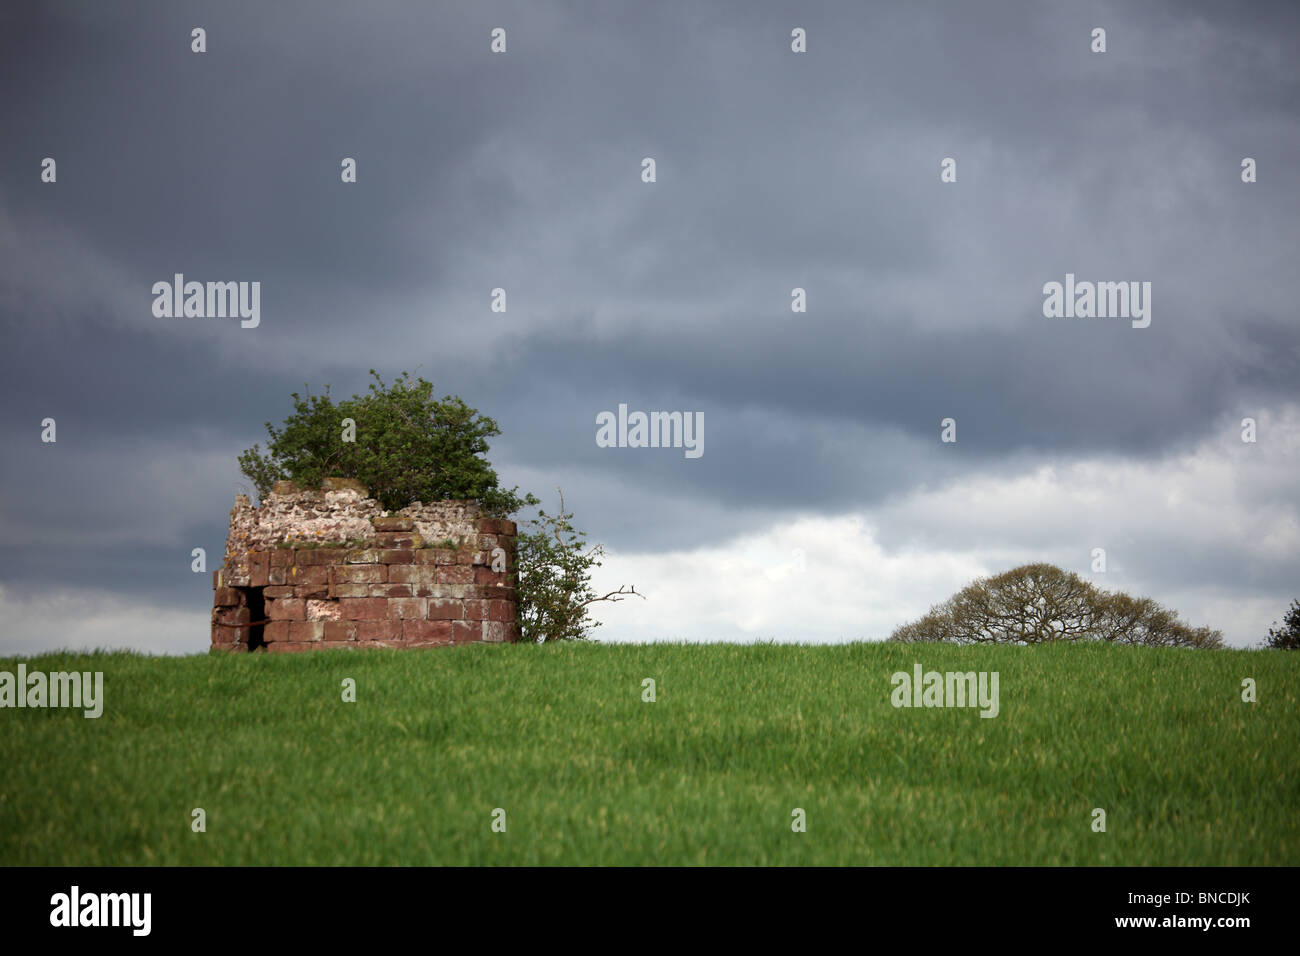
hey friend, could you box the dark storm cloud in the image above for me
[0,0,1297,635]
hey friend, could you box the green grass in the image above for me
[1,641,1296,865]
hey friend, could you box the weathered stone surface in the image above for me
[323,621,356,642]
[427,599,463,620]
[329,582,369,599]
[332,565,386,584]
[368,583,413,598]
[214,606,250,627]
[306,599,341,621]
[356,620,401,642]
[387,565,436,586]
[452,620,483,644]
[371,516,415,532]
[339,597,388,620]
[289,621,325,642]
[267,598,306,621]
[320,477,368,495]
[212,624,247,644]
[403,620,452,645]
[375,532,424,550]
[295,549,339,566]
[267,641,314,653]
[414,549,458,566]
[247,551,270,587]
[478,518,517,536]
[438,566,473,585]
[213,484,516,652]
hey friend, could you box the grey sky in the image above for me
[1,0,1297,651]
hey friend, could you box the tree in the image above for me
[238,370,535,515]
[1263,599,1300,650]
[888,563,1223,649]
[513,489,641,642]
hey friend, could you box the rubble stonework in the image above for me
[211,479,517,652]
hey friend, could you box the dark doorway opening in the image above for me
[237,586,267,651]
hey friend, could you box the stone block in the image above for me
[289,621,325,642]
[403,620,452,645]
[214,606,250,627]
[375,532,424,550]
[389,598,428,620]
[474,567,507,585]
[267,641,313,653]
[478,518,517,536]
[306,599,342,621]
[427,599,463,620]
[452,620,483,644]
[247,550,270,587]
[267,598,307,621]
[296,549,339,566]
[356,620,401,642]
[320,477,368,494]
[387,565,436,586]
[329,582,369,599]
[372,516,415,532]
[332,565,386,584]
[438,566,473,585]
[339,597,388,620]
[414,549,458,566]
[212,624,247,645]
[323,620,356,642]
[369,583,413,598]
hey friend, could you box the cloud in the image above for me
[0,0,1297,653]
[589,404,1300,647]
[0,583,205,656]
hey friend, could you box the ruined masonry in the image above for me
[211,478,518,652]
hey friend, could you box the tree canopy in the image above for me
[238,370,534,515]
[888,563,1223,649]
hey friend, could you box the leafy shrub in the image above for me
[238,370,534,515]
[513,491,641,642]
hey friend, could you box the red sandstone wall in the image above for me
[210,482,517,652]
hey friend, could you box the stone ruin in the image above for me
[210,478,518,652]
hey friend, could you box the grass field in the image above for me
[1,641,1296,865]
